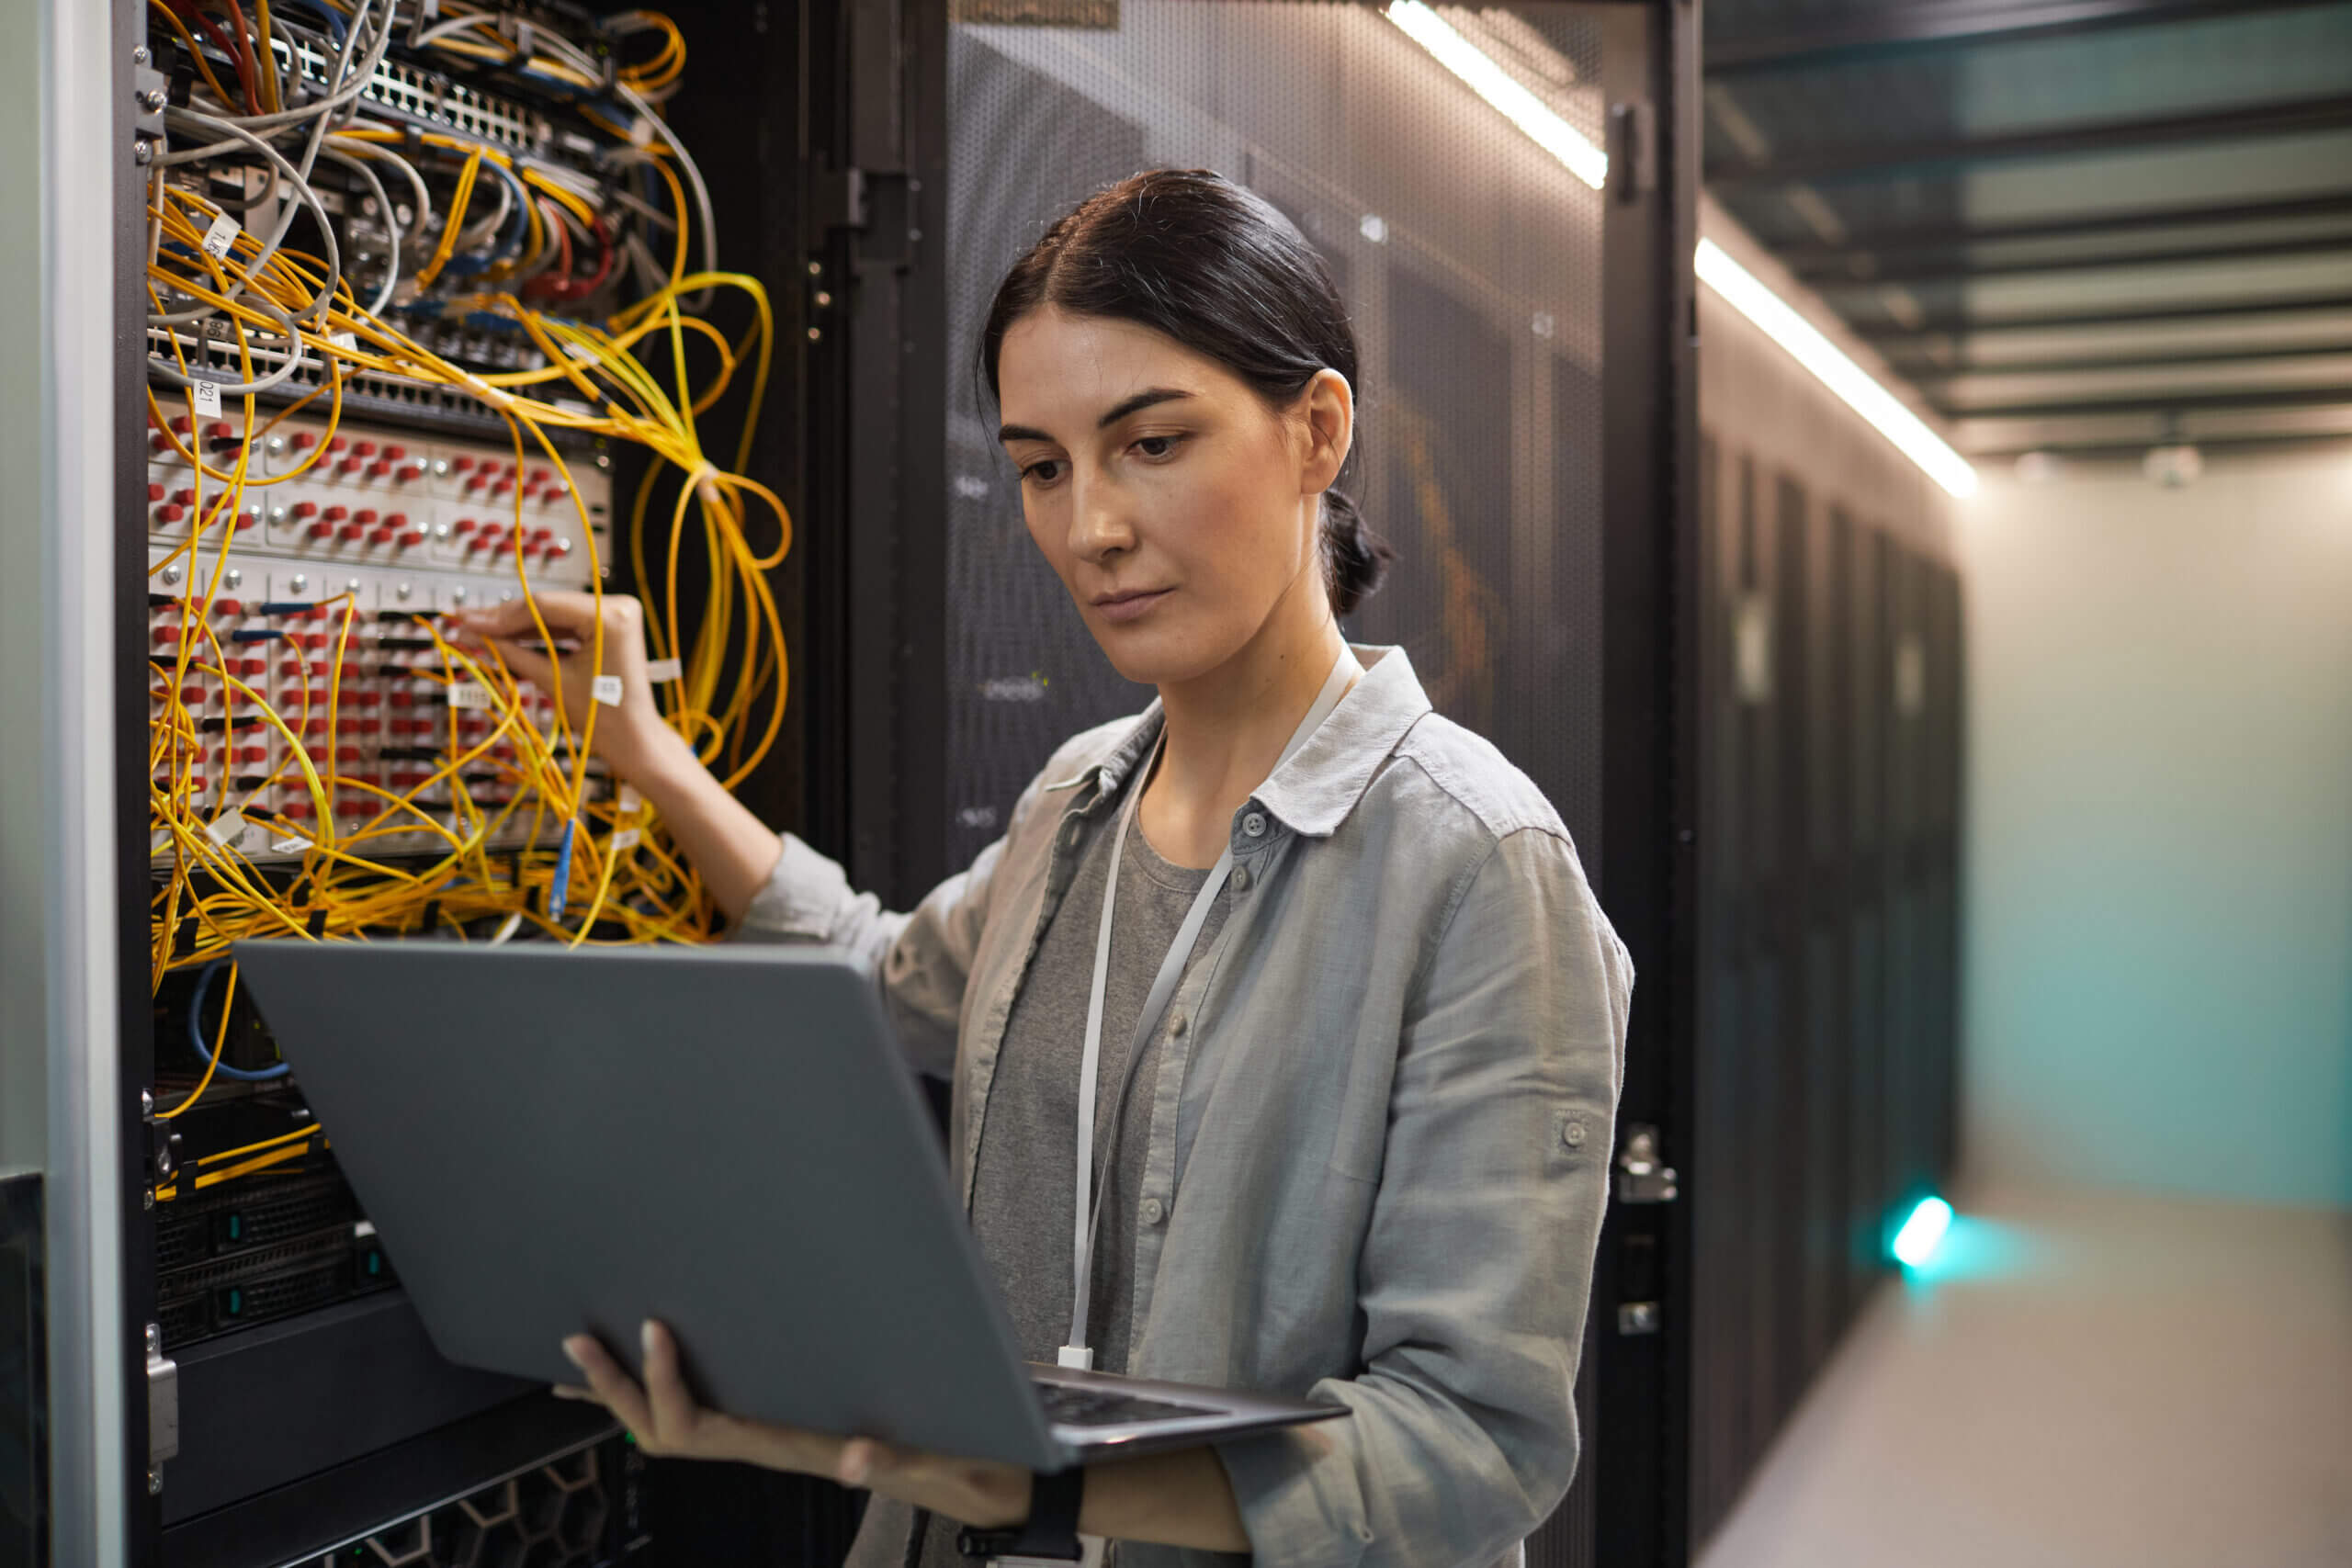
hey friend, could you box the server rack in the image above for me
[1681,430,1964,1550]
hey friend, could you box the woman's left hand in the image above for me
[557,1320,1035,1529]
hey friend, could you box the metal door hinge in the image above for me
[1615,1125,1678,1203]
[147,1320,178,1491]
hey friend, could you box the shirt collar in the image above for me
[1049,644,1432,839]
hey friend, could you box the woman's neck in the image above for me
[1139,578,1361,867]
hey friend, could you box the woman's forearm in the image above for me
[625,728,786,924]
[1081,1447,1251,1553]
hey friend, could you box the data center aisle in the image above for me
[1693,1182,2352,1568]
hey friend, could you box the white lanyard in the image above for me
[1058,649,1361,1370]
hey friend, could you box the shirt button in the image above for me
[1230,865,1251,893]
[1242,812,1267,838]
[1168,1010,1188,1037]
[1562,1118,1587,1149]
[1141,1197,1165,1225]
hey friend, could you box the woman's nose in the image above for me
[1065,472,1134,562]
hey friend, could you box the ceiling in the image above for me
[1700,0,2352,464]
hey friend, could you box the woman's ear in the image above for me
[1298,368,1354,497]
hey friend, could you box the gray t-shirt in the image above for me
[849,776,1230,1568]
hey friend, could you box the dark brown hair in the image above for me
[981,169,1396,618]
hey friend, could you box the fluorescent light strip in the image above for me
[1386,1,1608,191]
[1387,0,1973,498]
[1697,240,1979,497]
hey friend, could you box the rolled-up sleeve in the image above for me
[1215,826,1632,1568]
[733,768,1057,1078]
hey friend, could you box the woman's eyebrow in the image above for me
[997,387,1194,446]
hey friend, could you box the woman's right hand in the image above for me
[447,590,679,784]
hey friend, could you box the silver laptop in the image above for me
[232,939,1345,1470]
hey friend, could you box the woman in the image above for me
[452,169,1630,1567]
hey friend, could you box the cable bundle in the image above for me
[144,1,785,1130]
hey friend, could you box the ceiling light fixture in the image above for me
[1696,240,1980,498]
[1386,0,1609,191]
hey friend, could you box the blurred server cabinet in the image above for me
[1685,434,1963,1547]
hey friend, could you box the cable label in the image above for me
[200,213,241,259]
[204,813,248,850]
[447,682,494,710]
[616,784,642,816]
[191,378,222,420]
[592,674,624,706]
[644,657,682,684]
[609,828,642,852]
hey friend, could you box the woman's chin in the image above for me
[1087,620,1227,690]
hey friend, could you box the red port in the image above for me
[146,482,164,502]
[208,422,233,440]
[324,435,346,454]
[291,501,318,518]
[149,434,172,454]
[280,801,312,820]
[307,522,334,540]
[211,599,242,617]
[451,455,475,471]
[337,525,365,541]
[384,445,407,461]
[368,460,392,479]
[169,416,192,434]
[177,685,205,705]
[353,440,378,458]
[290,432,316,450]
[347,691,380,707]
[171,488,196,505]
[322,504,348,522]
[234,512,258,531]
[354,509,379,525]
[450,518,476,535]
[154,503,186,524]
[369,527,396,545]
[152,626,182,644]
[236,744,266,764]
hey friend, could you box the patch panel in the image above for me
[147,546,609,865]
[145,412,613,587]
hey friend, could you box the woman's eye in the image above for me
[1021,459,1063,485]
[1133,434,1184,460]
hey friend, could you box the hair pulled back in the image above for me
[982,169,1395,619]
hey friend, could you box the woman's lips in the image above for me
[1093,588,1172,625]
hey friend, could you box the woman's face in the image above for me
[995,307,1351,687]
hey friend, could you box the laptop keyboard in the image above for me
[1035,1382,1225,1427]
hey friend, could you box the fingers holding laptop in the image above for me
[554,1319,1034,1529]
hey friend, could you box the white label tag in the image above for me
[447,681,494,710]
[591,674,624,706]
[608,827,641,852]
[628,115,656,148]
[643,657,682,684]
[271,835,306,853]
[201,213,241,258]
[191,378,222,419]
[204,813,247,849]
[328,330,358,352]
[616,784,642,816]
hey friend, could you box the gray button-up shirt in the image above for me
[741,645,1632,1568]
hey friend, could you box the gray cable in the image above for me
[315,144,401,317]
[151,107,343,331]
[152,0,378,332]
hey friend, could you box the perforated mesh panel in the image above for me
[943,2,1608,872]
